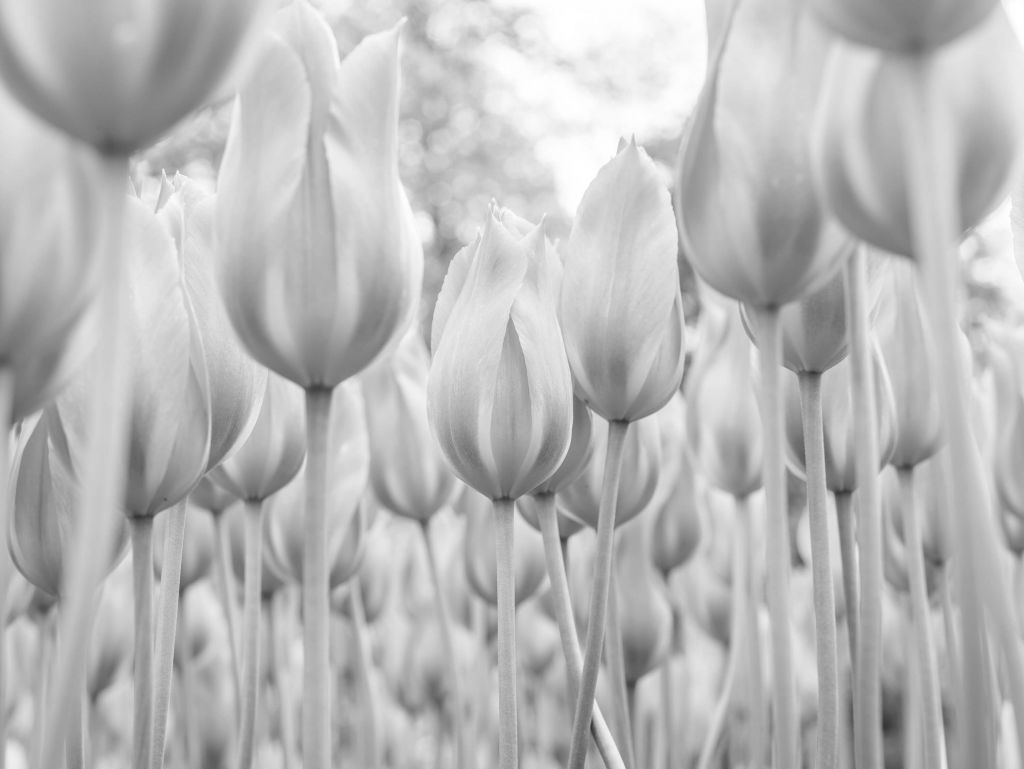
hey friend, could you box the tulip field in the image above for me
[5,0,1024,768]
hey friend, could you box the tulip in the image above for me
[86,566,133,704]
[650,414,701,579]
[428,204,573,769]
[556,138,684,768]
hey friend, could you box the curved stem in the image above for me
[349,578,380,769]
[835,492,859,677]
[799,371,840,769]
[130,516,156,769]
[696,502,747,769]
[303,387,333,769]
[606,568,635,769]
[567,419,630,769]
[213,510,242,716]
[493,498,518,769]
[151,500,188,769]
[42,155,132,769]
[738,496,764,769]
[897,467,946,769]
[421,519,466,769]
[902,62,1015,768]
[272,590,296,769]
[236,499,264,769]
[535,494,626,769]
[844,250,883,769]
[752,306,797,769]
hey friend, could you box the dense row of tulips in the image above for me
[1,0,1024,767]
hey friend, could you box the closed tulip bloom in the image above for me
[810,0,997,53]
[223,502,287,598]
[559,413,660,530]
[685,302,762,498]
[616,520,672,684]
[530,396,594,498]
[784,344,898,494]
[208,373,305,503]
[517,495,585,540]
[560,140,685,422]
[217,4,422,389]
[812,10,1024,259]
[428,206,573,502]
[0,86,100,420]
[0,0,267,154]
[161,175,267,473]
[875,260,943,468]
[191,475,237,517]
[87,565,133,701]
[650,445,701,578]
[676,0,851,308]
[362,330,456,522]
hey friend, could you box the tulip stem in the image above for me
[212,508,243,715]
[421,519,467,769]
[32,610,55,768]
[303,387,333,769]
[696,499,746,769]
[834,492,859,676]
[151,500,188,769]
[535,494,626,769]
[799,371,840,769]
[272,590,297,769]
[131,516,156,769]
[349,577,381,769]
[897,466,946,769]
[902,60,1024,767]
[567,419,630,769]
[738,496,764,769]
[235,499,264,769]
[752,306,798,769]
[660,657,676,769]
[493,498,518,769]
[42,155,133,769]
[606,569,636,769]
[0,367,12,769]
[177,597,201,769]
[844,249,884,769]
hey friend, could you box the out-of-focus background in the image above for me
[140,0,1024,341]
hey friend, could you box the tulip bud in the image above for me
[208,372,305,503]
[428,206,574,501]
[332,524,392,624]
[162,175,267,473]
[517,495,585,541]
[783,342,897,493]
[462,489,546,607]
[362,330,456,522]
[263,383,370,588]
[530,396,594,498]
[677,0,851,307]
[809,0,997,53]
[0,0,268,153]
[558,412,660,530]
[0,86,100,420]
[224,502,287,599]
[812,9,1024,258]
[87,565,133,701]
[684,302,762,498]
[880,467,942,596]
[615,520,672,684]
[191,475,237,517]
[217,6,422,389]
[886,455,951,567]
[517,601,560,678]
[560,140,685,422]
[874,259,943,468]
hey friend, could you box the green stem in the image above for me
[696,500,747,769]
[42,155,132,769]
[349,577,381,769]
[272,591,296,769]
[303,387,333,769]
[606,569,636,769]
[212,509,242,717]
[567,420,630,769]
[236,499,264,769]
[421,519,466,769]
[493,498,518,769]
[799,371,840,769]
[902,60,1014,768]
[738,496,764,769]
[843,250,883,769]
[897,467,945,769]
[131,516,156,769]
[534,494,626,769]
[151,500,188,769]
[752,306,797,769]
[835,492,859,678]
